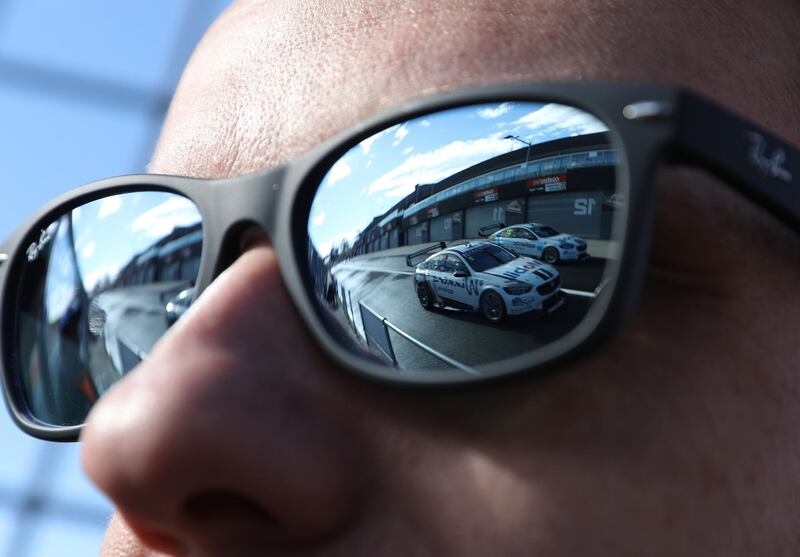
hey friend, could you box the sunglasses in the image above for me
[1,82,797,440]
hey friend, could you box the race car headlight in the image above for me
[503,284,533,295]
[559,242,575,249]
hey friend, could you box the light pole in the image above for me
[503,135,534,176]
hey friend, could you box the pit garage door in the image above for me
[526,192,603,238]
[464,198,524,238]
[389,228,400,249]
[429,212,463,242]
[406,223,428,245]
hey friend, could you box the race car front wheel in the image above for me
[542,246,560,264]
[480,290,506,323]
[417,283,433,310]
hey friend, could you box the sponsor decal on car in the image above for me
[465,278,482,296]
[500,262,541,280]
[432,276,464,288]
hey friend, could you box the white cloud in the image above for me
[366,136,510,198]
[317,227,361,258]
[131,196,200,238]
[489,129,516,141]
[358,124,398,154]
[402,146,414,155]
[395,124,409,140]
[365,159,373,168]
[81,241,96,260]
[312,210,326,226]
[98,195,122,219]
[514,103,608,141]
[83,261,123,291]
[392,123,410,147]
[419,119,431,128]
[359,132,382,155]
[478,102,514,119]
[325,159,352,187]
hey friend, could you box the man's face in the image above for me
[80,1,800,555]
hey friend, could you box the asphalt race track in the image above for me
[330,242,610,374]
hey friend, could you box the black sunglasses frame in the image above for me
[1,81,798,441]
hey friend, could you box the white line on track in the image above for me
[561,288,596,299]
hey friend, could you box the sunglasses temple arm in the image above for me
[668,92,800,232]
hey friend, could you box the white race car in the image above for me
[488,223,589,264]
[412,241,564,323]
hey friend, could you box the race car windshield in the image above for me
[532,225,559,237]
[461,245,517,272]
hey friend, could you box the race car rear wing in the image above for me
[478,222,505,237]
[405,242,446,267]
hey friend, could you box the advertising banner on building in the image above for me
[506,199,523,214]
[473,187,499,204]
[527,174,567,193]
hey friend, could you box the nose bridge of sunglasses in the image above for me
[194,164,290,282]
[207,164,289,241]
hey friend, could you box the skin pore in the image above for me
[81,1,800,555]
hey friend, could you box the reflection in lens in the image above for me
[16,191,202,426]
[308,101,622,376]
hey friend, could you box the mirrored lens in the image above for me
[307,101,623,377]
[15,191,203,426]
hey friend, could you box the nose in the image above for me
[81,244,363,554]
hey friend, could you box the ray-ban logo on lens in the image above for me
[747,132,792,183]
[27,228,52,262]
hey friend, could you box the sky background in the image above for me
[0,2,232,555]
[309,102,608,257]
[71,192,202,292]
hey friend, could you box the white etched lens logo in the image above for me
[26,228,52,262]
[747,132,792,183]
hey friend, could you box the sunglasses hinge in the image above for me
[622,100,673,121]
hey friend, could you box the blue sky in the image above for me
[309,101,608,256]
[71,192,201,291]
[0,2,231,556]
[0,0,228,243]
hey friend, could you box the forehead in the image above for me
[150,0,789,178]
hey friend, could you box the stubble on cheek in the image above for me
[100,514,164,557]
